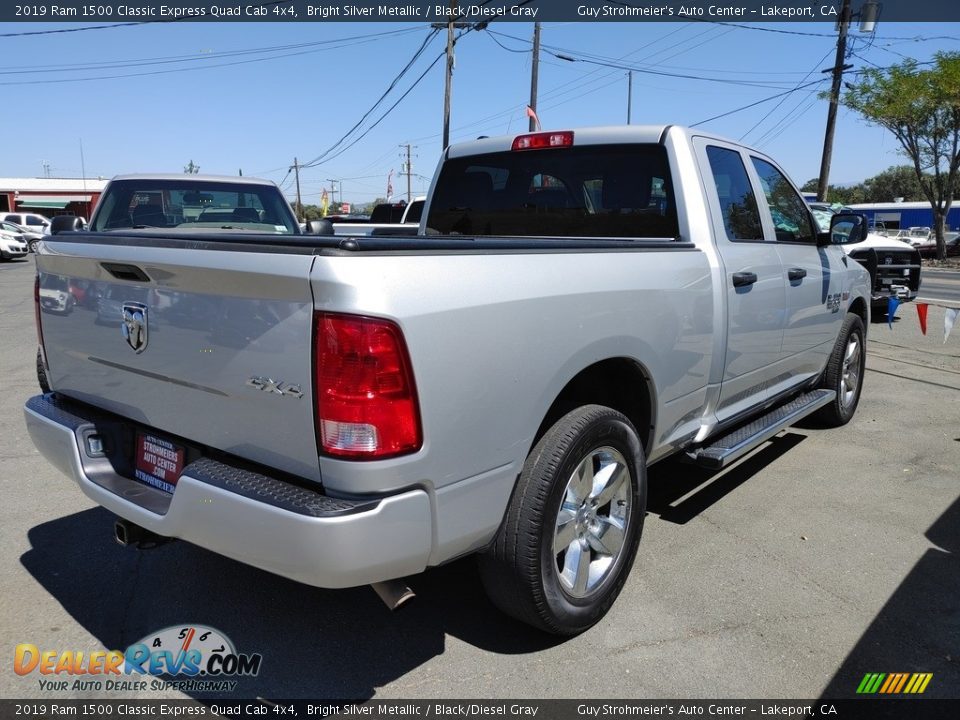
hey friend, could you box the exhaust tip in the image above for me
[114,519,130,546]
[370,580,416,611]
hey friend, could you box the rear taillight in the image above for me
[512,131,574,151]
[314,312,422,459]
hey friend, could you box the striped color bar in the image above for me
[857,672,933,694]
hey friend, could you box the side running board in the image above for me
[690,389,835,469]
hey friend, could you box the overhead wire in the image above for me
[0,27,424,75]
[298,27,442,168]
[408,23,722,146]
[739,47,835,142]
[691,78,829,127]
[297,0,536,169]
[0,28,427,86]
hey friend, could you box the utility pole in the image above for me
[325,179,341,205]
[817,0,853,202]
[529,21,541,131]
[292,157,303,220]
[627,71,633,125]
[405,144,413,203]
[442,1,456,149]
[431,3,470,148]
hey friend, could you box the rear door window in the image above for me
[704,146,762,242]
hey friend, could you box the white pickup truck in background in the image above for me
[26,126,871,635]
[809,202,922,312]
[330,197,426,236]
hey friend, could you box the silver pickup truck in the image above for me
[25,126,871,635]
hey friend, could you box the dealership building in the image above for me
[846,200,960,232]
[0,177,109,219]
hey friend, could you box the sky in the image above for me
[1,18,958,207]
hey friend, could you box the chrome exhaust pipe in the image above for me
[114,518,139,546]
[114,518,170,549]
[370,580,415,610]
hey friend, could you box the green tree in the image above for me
[362,197,389,214]
[801,177,866,204]
[184,160,200,174]
[862,165,929,202]
[842,52,960,259]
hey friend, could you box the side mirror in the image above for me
[307,219,334,236]
[50,215,86,235]
[820,212,869,247]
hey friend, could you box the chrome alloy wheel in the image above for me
[840,334,862,408]
[553,446,632,598]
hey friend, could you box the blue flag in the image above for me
[887,296,901,328]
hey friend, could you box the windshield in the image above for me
[91,179,299,234]
[426,144,679,239]
[809,207,834,233]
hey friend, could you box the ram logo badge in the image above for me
[121,303,149,353]
[246,376,303,399]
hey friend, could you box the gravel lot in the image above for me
[1,256,958,701]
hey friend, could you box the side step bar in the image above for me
[690,389,835,469]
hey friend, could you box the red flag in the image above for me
[916,303,928,335]
[526,105,541,131]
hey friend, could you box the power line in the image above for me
[0,28,425,86]
[489,30,819,90]
[303,50,447,169]
[739,47,835,142]
[0,28,423,75]
[299,28,441,169]
[406,24,727,146]
[691,79,828,128]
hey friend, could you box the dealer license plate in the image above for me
[134,433,185,494]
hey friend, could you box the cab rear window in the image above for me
[90,180,298,234]
[426,144,679,239]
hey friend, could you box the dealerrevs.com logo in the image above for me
[14,625,262,693]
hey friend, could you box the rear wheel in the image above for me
[479,405,646,635]
[813,313,865,427]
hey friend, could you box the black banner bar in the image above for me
[2,1,960,24]
[2,699,958,720]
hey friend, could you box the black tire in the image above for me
[812,313,866,427]
[479,405,646,635]
[36,348,51,394]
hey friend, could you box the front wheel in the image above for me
[812,313,866,427]
[479,405,646,635]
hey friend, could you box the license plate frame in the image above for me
[133,432,185,494]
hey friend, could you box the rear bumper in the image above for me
[24,394,433,589]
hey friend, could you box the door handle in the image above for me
[732,271,758,287]
[788,268,807,281]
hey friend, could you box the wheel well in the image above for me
[849,296,868,335]
[533,358,654,454]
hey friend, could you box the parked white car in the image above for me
[1,220,43,251]
[2,212,51,235]
[0,224,29,260]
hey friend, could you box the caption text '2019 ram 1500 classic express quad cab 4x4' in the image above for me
[25,127,871,635]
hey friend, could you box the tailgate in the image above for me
[36,237,322,483]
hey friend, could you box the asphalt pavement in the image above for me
[919,267,960,304]
[1,257,958,701]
